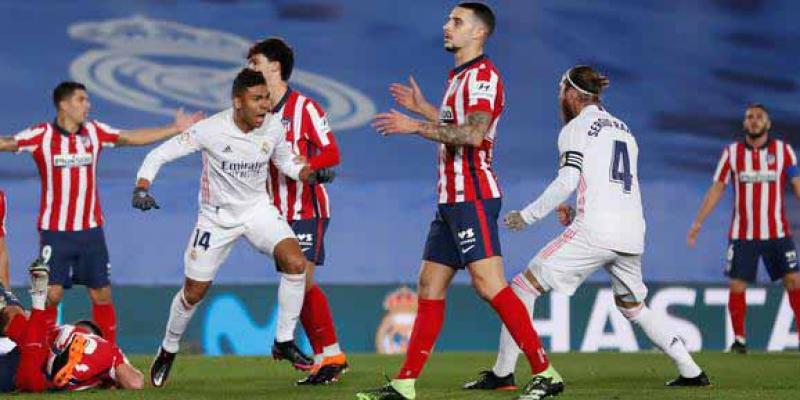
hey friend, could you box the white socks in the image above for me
[492,274,541,377]
[162,289,199,353]
[275,272,306,343]
[620,304,702,378]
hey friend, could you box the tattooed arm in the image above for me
[372,109,491,147]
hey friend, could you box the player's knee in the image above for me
[47,286,64,306]
[729,279,747,293]
[615,295,642,320]
[182,288,204,306]
[88,286,112,305]
[471,278,501,302]
[416,277,446,300]
[281,254,307,275]
[783,272,800,290]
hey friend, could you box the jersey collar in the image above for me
[52,119,86,137]
[269,87,293,113]
[743,136,771,151]
[451,54,486,77]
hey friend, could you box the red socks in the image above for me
[300,285,339,355]
[728,291,746,340]
[491,286,549,374]
[396,299,445,379]
[5,314,28,343]
[788,288,800,340]
[92,303,117,344]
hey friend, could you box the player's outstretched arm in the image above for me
[372,110,490,147]
[115,363,145,390]
[390,76,439,122]
[687,181,726,247]
[0,238,9,289]
[116,109,204,147]
[792,177,800,200]
[0,137,19,152]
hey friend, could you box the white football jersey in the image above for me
[137,108,303,224]
[559,105,645,254]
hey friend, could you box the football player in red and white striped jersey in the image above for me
[0,81,203,345]
[688,104,800,353]
[362,3,555,400]
[248,37,346,384]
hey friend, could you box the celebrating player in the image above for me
[0,81,203,344]
[247,37,348,383]
[467,66,710,397]
[0,257,144,393]
[138,69,333,387]
[687,104,800,353]
[358,4,556,400]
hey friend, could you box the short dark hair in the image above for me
[563,65,610,99]
[747,103,769,114]
[457,2,496,37]
[232,68,267,98]
[247,37,295,81]
[52,81,86,108]
[73,319,104,338]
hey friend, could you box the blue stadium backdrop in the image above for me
[1,0,798,353]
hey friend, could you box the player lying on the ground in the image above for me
[0,257,143,392]
[133,68,334,388]
[463,66,710,398]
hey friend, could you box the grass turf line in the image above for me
[10,352,799,399]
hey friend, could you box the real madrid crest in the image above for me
[375,286,418,355]
[261,140,271,154]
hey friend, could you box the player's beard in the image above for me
[745,127,767,139]
[560,99,576,124]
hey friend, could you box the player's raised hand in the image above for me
[390,76,428,114]
[504,211,527,231]
[173,108,205,132]
[687,221,701,247]
[372,109,421,136]
[556,203,576,226]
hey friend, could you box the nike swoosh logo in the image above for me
[462,245,476,254]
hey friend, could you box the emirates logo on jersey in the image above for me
[53,153,94,168]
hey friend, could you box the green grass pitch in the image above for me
[12,352,799,399]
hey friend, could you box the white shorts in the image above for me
[183,204,296,282]
[527,227,648,302]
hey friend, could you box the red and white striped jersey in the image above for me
[0,190,6,238]
[437,55,504,204]
[267,89,340,221]
[14,121,120,232]
[713,139,799,240]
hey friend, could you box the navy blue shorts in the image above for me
[423,198,502,270]
[0,347,19,393]
[40,227,111,289]
[291,218,330,266]
[725,237,799,282]
[0,283,22,309]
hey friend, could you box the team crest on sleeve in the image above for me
[439,106,454,123]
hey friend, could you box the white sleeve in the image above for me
[136,129,202,183]
[270,138,304,181]
[519,124,585,224]
[520,166,580,224]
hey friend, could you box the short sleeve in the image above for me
[785,143,798,179]
[14,125,45,153]
[557,123,588,172]
[304,101,333,147]
[465,67,500,115]
[92,121,121,148]
[713,148,732,184]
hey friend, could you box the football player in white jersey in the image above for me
[464,66,709,398]
[131,69,333,388]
